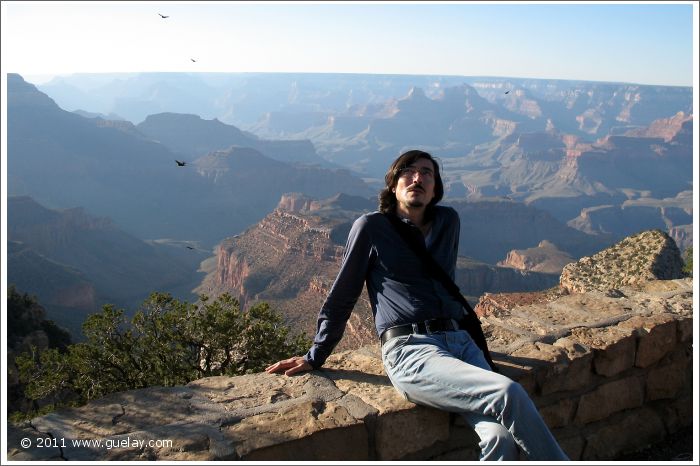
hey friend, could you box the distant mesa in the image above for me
[135,112,330,167]
[498,240,574,275]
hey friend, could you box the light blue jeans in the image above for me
[381,329,569,461]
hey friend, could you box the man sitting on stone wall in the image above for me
[266,150,569,461]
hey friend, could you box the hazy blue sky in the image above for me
[1,1,697,86]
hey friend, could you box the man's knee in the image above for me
[499,377,529,401]
[481,421,513,443]
[491,377,534,415]
[478,422,519,460]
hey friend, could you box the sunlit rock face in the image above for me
[560,229,684,294]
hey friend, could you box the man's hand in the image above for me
[265,356,312,376]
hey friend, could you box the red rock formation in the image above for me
[498,240,574,274]
[199,201,374,350]
[624,112,692,142]
[277,193,315,213]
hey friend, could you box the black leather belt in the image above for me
[380,318,459,346]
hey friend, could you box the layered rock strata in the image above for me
[197,194,377,350]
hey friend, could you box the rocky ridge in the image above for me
[559,230,685,294]
[478,229,686,317]
[136,112,328,166]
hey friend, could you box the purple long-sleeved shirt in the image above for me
[304,206,464,368]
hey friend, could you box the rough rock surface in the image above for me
[559,229,684,293]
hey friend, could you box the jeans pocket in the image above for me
[381,334,412,369]
[382,336,418,403]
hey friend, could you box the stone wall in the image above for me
[7,278,693,461]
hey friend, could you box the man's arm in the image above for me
[266,215,374,374]
[448,207,460,280]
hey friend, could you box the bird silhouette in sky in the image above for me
[175,160,187,166]
[186,245,195,250]
[504,90,510,94]
[191,58,197,63]
[158,13,169,19]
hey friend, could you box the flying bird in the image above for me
[190,58,197,62]
[158,13,169,18]
[186,246,195,250]
[504,90,510,94]
[175,160,187,166]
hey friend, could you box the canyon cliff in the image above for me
[198,194,594,348]
[7,196,208,338]
[196,193,377,350]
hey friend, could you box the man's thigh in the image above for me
[382,333,512,415]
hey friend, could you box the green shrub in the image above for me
[15,292,311,416]
[682,246,693,277]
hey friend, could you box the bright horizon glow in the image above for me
[1,1,696,87]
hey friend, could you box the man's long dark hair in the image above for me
[378,150,444,217]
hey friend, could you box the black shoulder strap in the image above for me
[384,213,498,372]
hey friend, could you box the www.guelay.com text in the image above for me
[21,436,173,450]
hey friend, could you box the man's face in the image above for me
[393,158,436,210]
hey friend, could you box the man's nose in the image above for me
[410,178,423,188]
[413,171,427,183]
